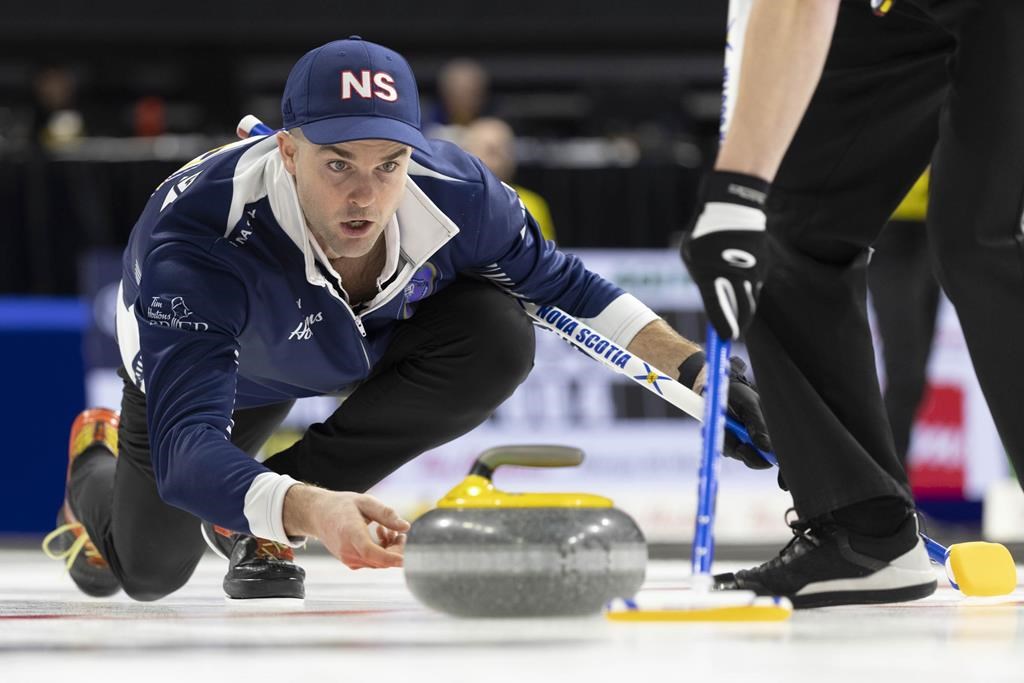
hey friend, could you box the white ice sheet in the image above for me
[1,550,1022,683]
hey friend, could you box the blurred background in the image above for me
[1,0,1018,550]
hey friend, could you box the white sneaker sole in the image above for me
[793,539,937,608]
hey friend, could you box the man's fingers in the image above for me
[340,522,405,569]
[700,284,741,340]
[735,442,773,470]
[375,525,408,552]
[712,277,741,340]
[741,408,773,453]
[724,430,740,459]
[751,429,773,453]
[357,495,411,533]
[349,534,405,568]
[386,533,407,554]
[729,384,773,453]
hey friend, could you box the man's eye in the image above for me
[379,161,399,173]
[327,161,348,172]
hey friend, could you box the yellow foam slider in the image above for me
[946,542,1017,597]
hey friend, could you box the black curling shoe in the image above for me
[714,512,936,609]
[201,522,305,599]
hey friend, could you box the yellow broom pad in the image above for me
[948,542,1017,597]
[606,593,792,622]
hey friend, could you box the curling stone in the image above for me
[404,445,647,617]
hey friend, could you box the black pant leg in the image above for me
[922,0,1024,482]
[73,368,293,601]
[868,221,941,464]
[745,3,953,520]
[265,278,535,492]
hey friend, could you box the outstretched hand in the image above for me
[325,492,410,569]
[285,486,411,569]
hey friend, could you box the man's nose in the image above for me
[347,175,375,208]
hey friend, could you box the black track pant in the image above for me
[72,279,536,601]
[868,220,941,466]
[747,0,1024,520]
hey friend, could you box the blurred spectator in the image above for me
[462,117,556,242]
[31,65,85,149]
[426,58,491,141]
[869,170,937,468]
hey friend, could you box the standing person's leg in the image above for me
[53,367,293,601]
[748,3,950,521]
[719,3,953,606]
[922,0,1024,485]
[868,220,941,465]
[264,278,535,492]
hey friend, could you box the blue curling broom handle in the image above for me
[725,415,778,466]
[245,120,275,137]
[692,324,731,577]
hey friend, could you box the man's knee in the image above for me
[121,579,181,602]
[118,551,201,602]
[467,294,535,387]
[763,235,869,296]
[435,280,536,399]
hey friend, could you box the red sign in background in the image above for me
[908,383,966,500]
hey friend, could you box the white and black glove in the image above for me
[680,170,770,340]
[678,351,773,470]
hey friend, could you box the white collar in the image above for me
[263,150,460,288]
[301,213,401,289]
[264,151,331,288]
[378,216,401,288]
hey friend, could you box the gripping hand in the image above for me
[681,170,770,340]
[678,352,773,470]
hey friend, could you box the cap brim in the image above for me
[299,116,430,154]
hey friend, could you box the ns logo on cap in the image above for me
[340,70,398,102]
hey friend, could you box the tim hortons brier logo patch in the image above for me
[145,296,209,332]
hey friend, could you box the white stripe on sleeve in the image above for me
[579,293,660,349]
[243,472,307,547]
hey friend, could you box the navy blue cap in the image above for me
[282,37,429,153]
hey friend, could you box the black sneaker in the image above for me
[42,409,122,598]
[201,522,305,599]
[714,511,936,608]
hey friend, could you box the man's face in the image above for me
[277,131,411,260]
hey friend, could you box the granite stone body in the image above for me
[404,507,647,617]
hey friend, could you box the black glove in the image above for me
[678,352,773,469]
[680,170,770,340]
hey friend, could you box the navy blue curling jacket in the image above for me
[115,134,657,542]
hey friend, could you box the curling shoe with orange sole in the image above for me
[201,521,305,599]
[42,408,122,597]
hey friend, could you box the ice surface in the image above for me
[1,549,1022,683]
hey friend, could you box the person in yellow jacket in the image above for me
[868,170,937,468]
[461,117,556,242]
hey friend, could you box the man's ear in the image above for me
[277,131,298,176]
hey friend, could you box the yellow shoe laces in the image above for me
[42,522,104,571]
[255,538,295,561]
